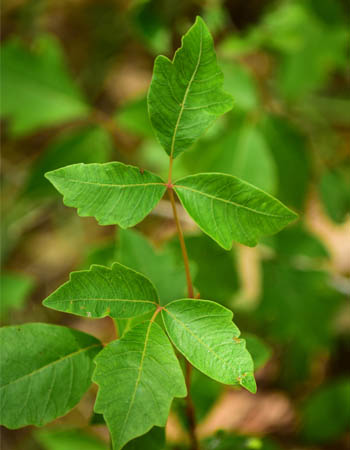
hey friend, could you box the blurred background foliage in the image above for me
[1,0,349,449]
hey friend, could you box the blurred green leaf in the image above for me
[117,229,190,305]
[124,427,165,449]
[267,223,329,261]
[260,1,348,99]
[191,368,223,422]
[261,115,310,210]
[243,333,272,370]
[0,323,102,428]
[116,96,153,138]
[0,272,35,321]
[202,430,282,450]
[257,262,341,357]
[301,378,350,443]
[25,126,113,198]
[221,61,259,112]
[1,35,90,136]
[177,234,239,305]
[35,429,107,450]
[319,167,350,224]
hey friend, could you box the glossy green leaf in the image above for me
[148,16,233,158]
[45,162,166,227]
[35,428,108,450]
[43,262,158,319]
[174,173,297,249]
[162,299,256,393]
[1,35,89,136]
[93,320,186,450]
[25,126,113,199]
[0,323,102,428]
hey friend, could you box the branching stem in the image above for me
[167,166,198,449]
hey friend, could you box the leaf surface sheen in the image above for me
[174,173,297,249]
[45,162,166,227]
[148,16,233,158]
[93,320,186,450]
[162,299,256,393]
[0,323,102,428]
[43,263,158,319]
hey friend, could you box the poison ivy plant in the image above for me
[1,16,298,450]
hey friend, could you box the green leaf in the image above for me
[0,272,35,321]
[43,262,158,319]
[162,299,256,393]
[25,126,113,199]
[116,95,153,138]
[243,333,272,371]
[261,115,310,210]
[1,35,90,136]
[0,323,102,428]
[319,167,350,224]
[45,162,166,227]
[301,378,350,443]
[93,320,186,450]
[124,427,165,450]
[148,16,233,158]
[202,431,282,450]
[169,234,240,305]
[117,228,191,304]
[174,173,297,249]
[35,428,108,450]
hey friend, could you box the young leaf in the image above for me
[162,299,256,393]
[1,35,89,136]
[0,323,102,428]
[174,173,297,249]
[93,320,186,450]
[43,262,158,319]
[148,16,233,159]
[45,162,166,227]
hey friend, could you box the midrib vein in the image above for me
[174,185,288,218]
[119,320,154,442]
[170,24,203,158]
[54,298,157,304]
[56,179,165,188]
[164,309,232,371]
[1,343,100,389]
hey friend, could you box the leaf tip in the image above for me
[239,372,257,394]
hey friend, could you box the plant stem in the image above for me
[168,185,198,450]
[168,189,194,299]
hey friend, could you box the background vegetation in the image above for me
[1,0,349,449]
